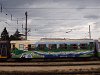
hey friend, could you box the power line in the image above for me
[30,18,85,20]
[0,2,26,32]
[89,25,91,39]
[3,7,100,9]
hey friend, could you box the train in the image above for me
[0,38,100,60]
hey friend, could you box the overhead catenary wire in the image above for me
[0,2,25,31]
[30,18,86,20]
[0,2,99,21]
[0,1,100,38]
[3,7,100,9]
[0,2,14,20]
[0,3,22,31]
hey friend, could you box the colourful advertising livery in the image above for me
[10,38,100,58]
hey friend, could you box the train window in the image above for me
[0,44,7,56]
[1,48,7,56]
[28,44,36,50]
[28,44,31,51]
[13,45,15,48]
[80,43,88,49]
[38,44,46,50]
[12,44,16,50]
[31,44,36,49]
[48,44,57,50]
[19,44,24,50]
[89,42,94,49]
[59,44,67,49]
[98,42,100,49]
[70,44,78,50]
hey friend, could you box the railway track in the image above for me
[0,61,100,75]
[0,61,100,66]
[0,65,100,75]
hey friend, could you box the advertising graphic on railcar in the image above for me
[10,39,96,58]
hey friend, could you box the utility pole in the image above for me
[17,18,18,30]
[22,24,23,34]
[11,14,12,20]
[25,11,27,40]
[1,4,2,13]
[89,25,91,39]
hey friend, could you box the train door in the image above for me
[0,44,1,57]
[94,40,99,57]
[98,42,100,52]
[0,43,7,58]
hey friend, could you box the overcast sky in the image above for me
[0,0,100,40]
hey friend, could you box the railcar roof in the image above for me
[10,40,37,44]
[10,38,95,44]
[36,39,95,44]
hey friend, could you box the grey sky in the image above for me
[0,0,100,39]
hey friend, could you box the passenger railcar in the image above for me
[0,38,99,59]
[10,38,100,58]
